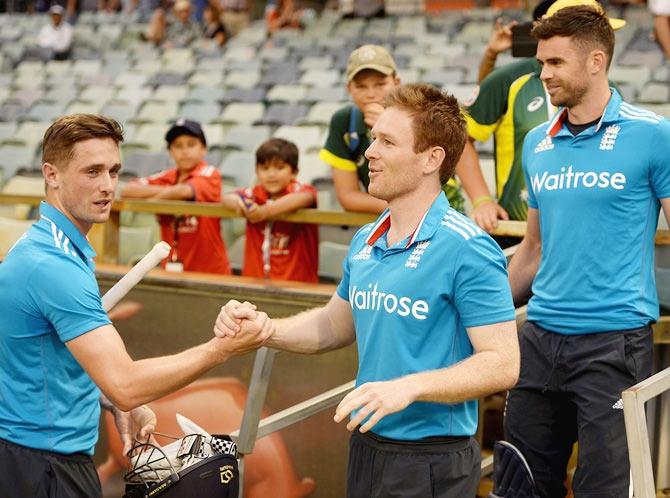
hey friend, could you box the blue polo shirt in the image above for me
[0,202,111,455]
[523,89,670,335]
[336,192,515,440]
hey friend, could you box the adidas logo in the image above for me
[612,399,624,410]
[534,136,554,153]
[353,245,372,260]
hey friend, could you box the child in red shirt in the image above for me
[222,138,319,282]
[121,119,231,274]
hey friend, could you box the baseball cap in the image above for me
[48,4,65,15]
[544,0,626,30]
[346,45,397,83]
[165,119,207,146]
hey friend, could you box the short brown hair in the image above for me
[42,114,124,167]
[255,138,299,172]
[532,5,615,69]
[383,84,467,184]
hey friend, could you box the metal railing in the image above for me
[623,366,670,498]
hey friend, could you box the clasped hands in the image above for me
[214,300,420,434]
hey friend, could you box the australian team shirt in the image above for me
[336,192,515,440]
[464,58,550,221]
[0,202,111,455]
[139,161,231,274]
[523,89,670,334]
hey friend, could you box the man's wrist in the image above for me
[472,195,495,209]
[484,47,499,60]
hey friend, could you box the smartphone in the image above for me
[511,22,538,58]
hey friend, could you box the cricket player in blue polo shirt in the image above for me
[505,6,670,498]
[0,114,273,498]
[216,84,520,498]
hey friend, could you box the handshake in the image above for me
[210,300,276,356]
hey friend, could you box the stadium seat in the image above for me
[188,70,225,87]
[637,82,670,104]
[304,86,347,103]
[259,103,308,126]
[221,125,271,152]
[219,150,256,188]
[122,150,171,178]
[0,175,44,220]
[0,122,17,143]
[301,101,343,127]
[224,70,261,89]
[266,84,308,103]
[421,68,465,85]
[609,65,652,93]
[187,86,226,103]
[119,226,156,265]
[300,69,341,88]
[297,152,330,185]
[273,125,323,154]
[5,121,49,149]
[299,55,334,71]
[220,87,266,105]
[126,123,169,152]
[0,216,33,254]
[318,241,348,281]
[65,99,105,115]
[81,85,118,103]
[260,65,299,86]
[227,234,245,272]
[179,102,222,124]
[219,102,264,125]
[24,101,68,122]
[133,101,179,124]
[153,86,189,102]
[101,99,139,125]
[202,123,226,148]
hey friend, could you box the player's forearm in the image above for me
[508,236,541,306]
[267,306,354,354]
[105,340,228,411]
[337,190,387,214]
[402,338,519,404]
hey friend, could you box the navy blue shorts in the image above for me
[504,321,652,498]
[0,437,101,498]
[347,429,480,498]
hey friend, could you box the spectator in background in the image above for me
[222,138,319,283]
[219,0,249,36]
[476,1,556,83]
[319,45,465,214]
[265,0,316,35]
[202,0,227,47]
[37,5,73,60]
[145,0,201,48]
[121,119,232,275]
[650,0,670,59]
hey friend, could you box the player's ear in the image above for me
[43,162,59,189]
[424,146,445,176]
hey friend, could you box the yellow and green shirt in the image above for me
[464,59,551,221]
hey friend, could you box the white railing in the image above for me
[623,366,670,498]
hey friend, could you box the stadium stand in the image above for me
[0,3,668,284]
